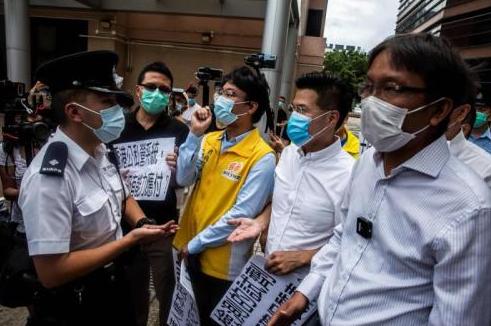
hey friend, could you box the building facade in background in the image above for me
[0,0,328,103]
[396,0,491,98]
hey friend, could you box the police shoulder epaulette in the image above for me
[40,141,68,176]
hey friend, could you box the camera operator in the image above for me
[182,84,201,125]
[0,78,57,309]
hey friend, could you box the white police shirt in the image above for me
[266,139,354,272]
[19,127,126,256]
[448,129,491,189]
[297,136,491,325]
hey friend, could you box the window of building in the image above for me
[306,9,323,37]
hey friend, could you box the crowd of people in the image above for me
[0,31,490,326]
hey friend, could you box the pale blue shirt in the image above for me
[297,136,491,325]
[177,130,275,255]
[469,127,491,154]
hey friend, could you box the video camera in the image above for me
[195,67,224,106]
[244,53,277,70]
[196,67,223,84]
[0,80,54,164]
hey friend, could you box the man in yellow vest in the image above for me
[174,66,276,325]
[336,116,360,159]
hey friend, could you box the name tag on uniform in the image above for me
[357,217,372,239]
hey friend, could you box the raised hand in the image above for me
[190,106,212,136]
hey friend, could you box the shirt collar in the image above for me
[52,127,107,171]
[471,127,491,141]
[448,129,466,154]
[219,129,253,144]
[374,135,450,179]
[297,137,343,161]
[483,128,491,140]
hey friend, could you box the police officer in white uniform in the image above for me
[18,51,178,326]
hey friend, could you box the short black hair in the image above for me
[51,89,90,125]
[222,66,270,124]
[295,71,354,129]
[137,61,173,87]
[185,84,199,96]
[369,33,476,136]
[369,33,475,108]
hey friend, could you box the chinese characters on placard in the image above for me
[211,255,317,326]
[113,138,175,200]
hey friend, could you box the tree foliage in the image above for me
[323,49,369,93]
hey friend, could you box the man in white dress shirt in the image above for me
[229,72,355,280]
[268,33,491,326]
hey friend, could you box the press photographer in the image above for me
[0,80,55,317]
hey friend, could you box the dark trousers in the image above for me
[122,247,151,326]
[27,262,137,326]
[188,256,232,326]
[123,237,176,326]
[144,236,176,326]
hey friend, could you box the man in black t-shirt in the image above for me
[112,61,188,326]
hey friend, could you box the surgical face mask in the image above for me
[213,95,248,127]
[141,88,170,115]
[286,110,332,147]
[188,98,196,107]
[474,111,489,128]
[360,96,444,152]
[74,103,126,143]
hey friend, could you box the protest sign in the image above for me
[113,138,174,200]
[211,255,316,326]
[167,249,200,326]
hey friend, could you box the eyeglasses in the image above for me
[358,81,427,99]
[288,104,309,114]
[216,88,247,101]
[139,83,172,94]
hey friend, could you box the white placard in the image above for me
[180,260,195,300]
[168,249,200,326]
[112,137,175,201]
[211,255,316,326]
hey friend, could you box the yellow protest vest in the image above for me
[342,128,360,159]
[174,129,273,280]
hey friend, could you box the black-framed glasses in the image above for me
[139,83,172,94]
[358,81,427,99]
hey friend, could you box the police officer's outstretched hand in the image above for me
[127,220,179,244]
[190,106,212,137]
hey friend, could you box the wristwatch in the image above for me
[135,217,157,229]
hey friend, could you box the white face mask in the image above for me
[360,96,444,152]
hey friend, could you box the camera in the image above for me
[244,53,277,70]
[196,67,223,83]
[0,80,54,164]
[194,67,224,107]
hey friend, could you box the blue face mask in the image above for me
[188,98,196,107]
[287,111,331,146]
[75,103,126,143]
[213,95,248,127]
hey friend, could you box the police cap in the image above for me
[35,50,133,107]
